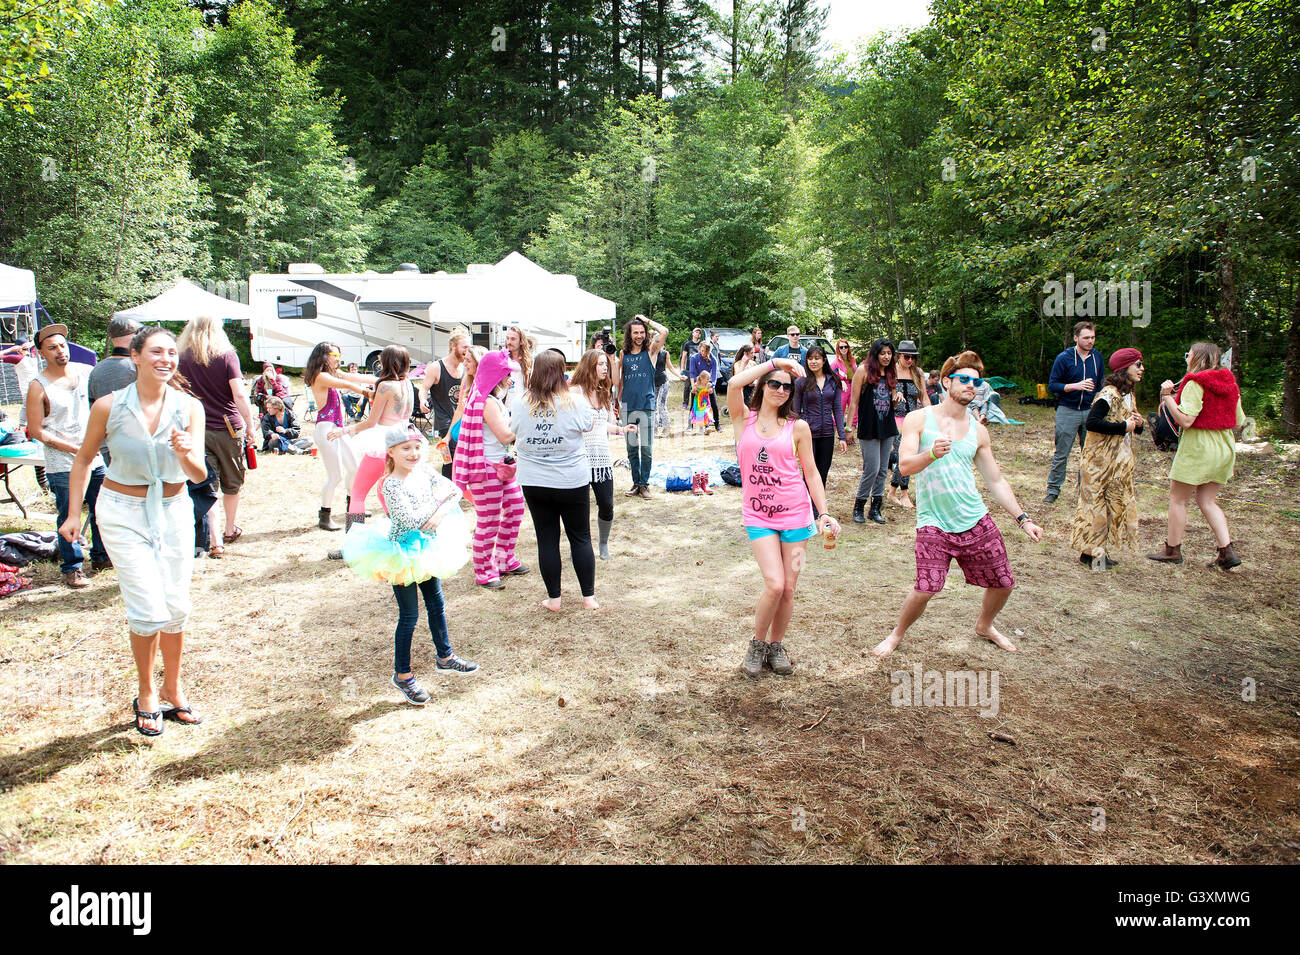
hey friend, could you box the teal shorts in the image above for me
[745,523,817,543]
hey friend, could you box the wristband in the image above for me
[1016,512,1030,525]
[929,447,938,461]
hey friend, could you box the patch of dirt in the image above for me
[1,398,1297,863]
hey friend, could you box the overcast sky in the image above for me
[821,0,933,52]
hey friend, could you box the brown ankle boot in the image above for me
[1208,542,1241,570]
[1146,541,1183,564]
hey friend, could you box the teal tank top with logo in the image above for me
[914,407,987,533]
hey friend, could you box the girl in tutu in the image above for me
[343,426,478,704]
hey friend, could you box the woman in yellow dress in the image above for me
[1070,348,1145,569]
[1147,342,1245,570]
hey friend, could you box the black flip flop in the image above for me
[159,701,204,725]
[132,697,163,737]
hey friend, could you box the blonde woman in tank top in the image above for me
[59,327,209,736]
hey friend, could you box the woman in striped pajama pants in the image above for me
[451,350,529,589]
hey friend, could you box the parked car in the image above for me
[704,328,753,395]
[764,335,835,362]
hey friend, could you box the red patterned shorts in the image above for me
[914,513,1015,594]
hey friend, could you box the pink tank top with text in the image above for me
[737,412,814,530]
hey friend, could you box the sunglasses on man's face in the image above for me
[765,378,795,392]
[950,374,984,387]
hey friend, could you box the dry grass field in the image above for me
[2,395,1298,864]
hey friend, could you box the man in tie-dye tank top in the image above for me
[872,351,1044,658]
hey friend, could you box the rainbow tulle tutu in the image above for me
[341,509,471,585]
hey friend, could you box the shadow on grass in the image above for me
[151,700,402,782]
[0,724,134,792]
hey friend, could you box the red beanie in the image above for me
[1109,348,1142,372]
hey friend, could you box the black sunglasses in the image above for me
[765,379,795,392]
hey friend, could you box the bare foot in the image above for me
[976,625,1018,652]
[871,632,904,657]
[540,598,561,613]
[898,495,914,510]
[583,596,600,610]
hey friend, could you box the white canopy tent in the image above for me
[112,278,254,326]
[0,262,37,311]
[426,252,615,341]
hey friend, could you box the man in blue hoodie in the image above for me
[1045,321,1105,503]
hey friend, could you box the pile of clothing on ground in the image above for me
[648,455,738,492]
[0,530,56,597]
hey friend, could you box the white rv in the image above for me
[247,252,616,370]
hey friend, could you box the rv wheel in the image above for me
[366,351,382,375]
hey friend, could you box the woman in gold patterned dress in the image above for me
[1069,348,1145,569]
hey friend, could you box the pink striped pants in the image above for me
[468,475,525,584]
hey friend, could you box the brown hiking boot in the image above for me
[1146,541,1183,564]
[62,570,90,589]
[767,642,794,675]
[742,639,768,678]
[1208,543,1241,570]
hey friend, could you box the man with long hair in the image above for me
[613,313,668,498]
[873,351,1043,658]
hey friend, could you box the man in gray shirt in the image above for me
[87,316,141,464]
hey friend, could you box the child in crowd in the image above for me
[690,369,715,434]
[343,426,477,705]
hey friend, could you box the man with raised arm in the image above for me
[614,314,668,498]
[873,350,1043,658]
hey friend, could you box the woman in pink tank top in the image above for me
[727,356,842,679]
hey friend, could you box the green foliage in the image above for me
[371,146,481,273]
[190,1,371,276]
[0,0,210,340]
[0,0,102,111]
[529,96,676,324]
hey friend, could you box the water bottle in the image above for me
[436,435,451,464]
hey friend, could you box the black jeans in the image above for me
[392,576,451,673]
[889,433,909,490]
[591,475,614,522]
[522,484,595,598]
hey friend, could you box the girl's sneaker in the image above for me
[392,674,430,705]
[436,653,479,676]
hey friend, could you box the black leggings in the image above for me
[591,475,614,522]
[811,434,835,490]
[522,484,596,598]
